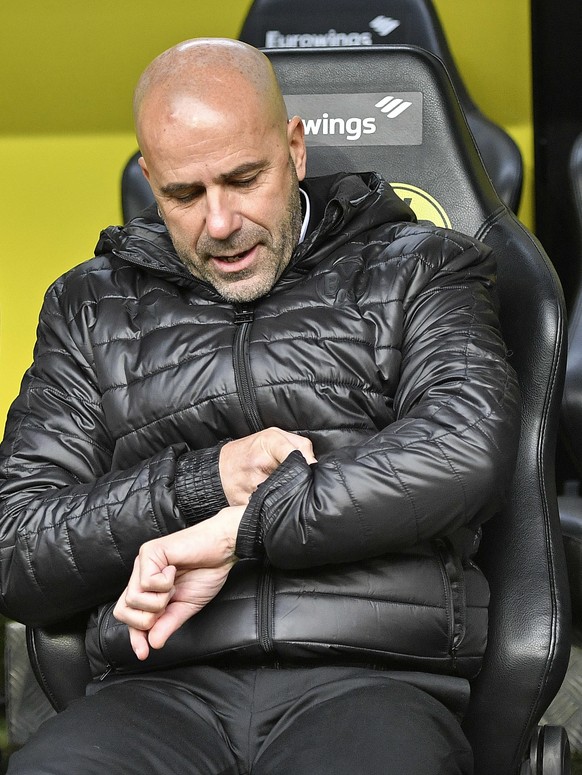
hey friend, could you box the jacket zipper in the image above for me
[434,538,467,671]
[232,305,276,659]
[232,306,263,433]
[258,560,275,658]
[97,602,116,680]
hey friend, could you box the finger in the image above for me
[129,626,151,661]
[120,562,176,614]
[113,574,175,628]
[147,602,199,650]
[135,551,177,592]
[113,598,161,631]
[294,435,317,464]
[268,429,317,465]
[123,586,176,614]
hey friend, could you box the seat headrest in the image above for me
[267,45,502,238]
[241,0,470,105]
[243,0,444,58]
[240,0,523,211]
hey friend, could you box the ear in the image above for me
[287,116,307,181]
[138,155,150,181]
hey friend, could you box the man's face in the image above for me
[139,97,307,303]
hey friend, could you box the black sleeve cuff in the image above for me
[235,482,269,559]
[235,450,308,559]
[175,443,230,526]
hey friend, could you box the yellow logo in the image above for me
[391,183,451,229]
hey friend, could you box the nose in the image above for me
[204,187,243,241]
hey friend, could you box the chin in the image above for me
[217,276,277,304]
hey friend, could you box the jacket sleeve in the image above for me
[0,282,226,626]
[236,232,521,568]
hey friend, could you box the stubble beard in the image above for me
[172,174,303,304]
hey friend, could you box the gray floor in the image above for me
[4,622,54,749]
[542,635,582,753]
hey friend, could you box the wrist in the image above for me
[216,505,245,559]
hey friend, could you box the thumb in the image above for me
[146,602,198,650]
[129,627,151,661]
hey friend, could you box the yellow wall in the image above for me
[0,0,533,429]
[435,0,534,232]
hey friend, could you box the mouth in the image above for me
[211,245,258,273]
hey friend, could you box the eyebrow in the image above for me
[159,160,269,197]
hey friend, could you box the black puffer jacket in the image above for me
[0,173,520,680]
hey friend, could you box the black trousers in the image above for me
[8,665,473,774]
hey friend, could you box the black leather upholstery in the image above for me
[239,0,523,212]
[561,133,582,473]
[558,133,582,630]
[26,612,91,712]
[28,46,569,774]
[121,152,152,228]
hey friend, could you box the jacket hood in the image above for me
[94,172,417,293]
[291,172,416,270]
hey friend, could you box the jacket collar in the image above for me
[94,172,416,297]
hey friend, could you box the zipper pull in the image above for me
[98,665,113,681]
[233,306,254,325]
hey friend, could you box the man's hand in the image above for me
[219,427,316,506]
[113,505,244,660]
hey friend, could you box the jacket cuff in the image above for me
[235,484,269,559]
[175,443,229,526]
[235,450,307,559]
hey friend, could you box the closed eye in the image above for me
[160,185,204,203]
[230,175,260,189]
[159,161,269,202]
[173,192,199,203]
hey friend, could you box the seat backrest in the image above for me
[561,132,582,472]
[26,611,91,711]
[29,46,568,775]
[121,151,152,228]
[557,134,582,632]
[239,0,523,211]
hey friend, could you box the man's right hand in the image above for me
[219,427,316,506]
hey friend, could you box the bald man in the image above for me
[0,39,519,774]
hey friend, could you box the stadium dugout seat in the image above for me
[559,132,582,630]
[121,150,152,224]
[27,46,569,774]
[238,0,524,213]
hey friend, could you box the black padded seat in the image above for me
[561,133,582,473]
[239,0,523,212]
[558,133,582,631]
[121,153,152,228]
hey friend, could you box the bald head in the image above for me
[131,38,307,302]
[134,38,289,152]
